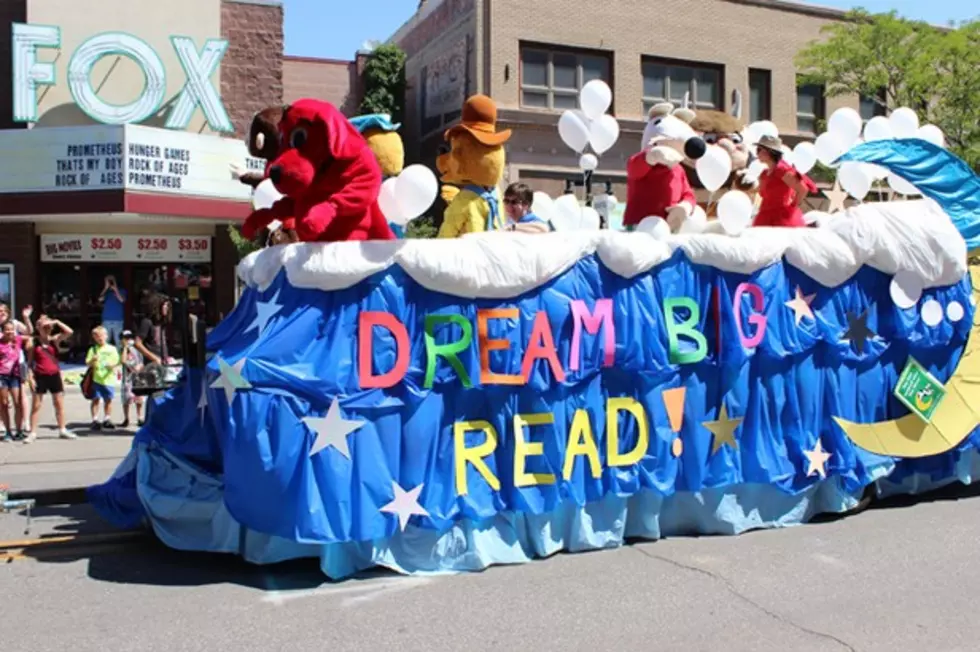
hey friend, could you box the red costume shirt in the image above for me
[753,159,817,228]
[623,153,696,227]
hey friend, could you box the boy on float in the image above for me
[502,182,551,233]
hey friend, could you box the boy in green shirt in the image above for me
[86,326,120,431]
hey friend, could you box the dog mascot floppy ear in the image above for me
[241,99,395,243]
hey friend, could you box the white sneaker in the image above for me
[59,429,77,440]
[23,431,36,444]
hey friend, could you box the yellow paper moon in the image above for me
[834,268,980,459]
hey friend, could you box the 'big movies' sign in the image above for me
[11,23,233,133]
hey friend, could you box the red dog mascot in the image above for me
[241,99,395,242]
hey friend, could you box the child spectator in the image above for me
[0,302,33,433]
[86,325,120,431]
[119,330,145,428]
[25,316,75,443]
[502,182,551,234]
[0,320,27,441]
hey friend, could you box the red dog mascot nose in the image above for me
[241,99,395,243]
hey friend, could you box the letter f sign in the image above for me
[168,36,233,133]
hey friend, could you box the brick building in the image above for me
[0,0,283,361]
[388,0,887,197]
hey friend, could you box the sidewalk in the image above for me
[0,385,133,495]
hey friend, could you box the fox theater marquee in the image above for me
[0,18,268,363]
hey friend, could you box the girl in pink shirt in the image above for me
[0,320,27,440]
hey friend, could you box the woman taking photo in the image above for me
[752,135,818,228]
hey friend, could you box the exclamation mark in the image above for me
[661,387,686,457]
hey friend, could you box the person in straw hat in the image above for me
[753,134,817,228]
[437,94,512,237]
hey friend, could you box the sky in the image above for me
[283,0,979,60]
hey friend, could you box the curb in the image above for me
[8,486,89,506]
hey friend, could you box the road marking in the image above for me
[262,575,433,606]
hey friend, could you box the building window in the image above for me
[859,89,887,121]
[520,45,612,111]
[748,69,771,122]
[641,58,722,115]
[796,81,825,134]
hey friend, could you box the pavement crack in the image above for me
[634,547,858,652]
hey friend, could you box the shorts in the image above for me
[92,382,114,402]
[34,373,64,395]
[0,374,21,390]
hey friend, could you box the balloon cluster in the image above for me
[377,165,440,227]
[532,192,601,231]
[557,80,621,171]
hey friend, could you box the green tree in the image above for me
[359,44,408,124]
[404,214,438,239]
[796,11,980,170]
[226,225,262,261]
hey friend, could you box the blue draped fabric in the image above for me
[838,139,980,250]
[89,248,979,574]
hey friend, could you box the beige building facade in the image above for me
[391,0,884,197]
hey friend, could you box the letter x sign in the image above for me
[11,23,234,133]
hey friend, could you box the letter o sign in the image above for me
[67,33,167,125]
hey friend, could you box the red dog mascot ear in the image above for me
[241,99,394,243]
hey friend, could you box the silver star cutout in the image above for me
[210,357,251,405]
[245,289,283,335]
[805,439,832,479]
[303,397,366,459]
[379,481,429,532]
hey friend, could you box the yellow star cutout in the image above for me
[785,286,816,326]
[702,403,743,455]
[824,180,848,214]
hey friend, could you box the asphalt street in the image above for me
[4,484,980,652]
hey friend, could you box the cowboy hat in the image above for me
[756,134,784,153]
[445,94,512,147]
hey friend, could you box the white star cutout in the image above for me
[245,289,283,335]
[210,357,251,405]
[303,397,366,459]
[379,481,429,532]
[197,373,209,426]
[805,439,832,479]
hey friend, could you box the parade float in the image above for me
[89,83,980,580]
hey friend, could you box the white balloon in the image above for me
[558,110,591,153]
[745,120,778,145]
[589,114,620,155]
[252,178,282,210]
[717,191,754,234]
[679,205,708,234]
[695,145,733,193]
[378,177,403,224]
[887,172,919,196]
[579,153,598,171]
[579,80,612,121]
[920,299,944,327]
[814,132,846,167]
[394,164,438,221]
[917,124,945,148]
[889,107,920,139]
[551,194,583,231]
[531,192,558,225]
[863,116,893,142]
[865,163,890,180]
[837,161,873,200]
[637,216,671,239]
[792,142,818,174]
[578,206,602,231]
[828,107,863,148]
